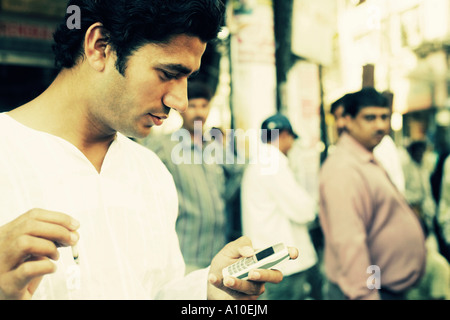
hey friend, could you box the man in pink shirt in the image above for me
[319,87,426,300]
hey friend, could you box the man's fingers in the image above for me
[248,268,283,284]
[13,259,56,289]
[222,236,254,259]
[1,236,60,273]
[0,210,80,271]
[222,268,284,297]
[238,245,254,258]
[17,236,61,262]
[0,259,56,299]
[26,209,80,232]
[223,275,266,296]
[26,220,79,247]
[208,239,298,299]
[0,209,79,300]
[288,246,299,260]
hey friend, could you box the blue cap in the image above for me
[261,113,299,139]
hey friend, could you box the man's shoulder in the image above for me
[320,146,364,186]
[321,147,353,170]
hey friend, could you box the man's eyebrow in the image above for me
[158,63,199,77]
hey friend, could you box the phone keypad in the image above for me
[228,256,256,274]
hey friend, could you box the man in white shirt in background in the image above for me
[241,113,320,300]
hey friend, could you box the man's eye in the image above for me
[160,71,178,81]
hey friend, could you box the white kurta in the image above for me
[0,113,208,299]
[241,144,318,276]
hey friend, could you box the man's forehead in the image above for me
[359,106,391,115]
[188,97,210,106]
[135,36,205,71]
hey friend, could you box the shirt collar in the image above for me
[338,132,376,164]
[261,143,288,164]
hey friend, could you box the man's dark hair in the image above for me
[330,93,352,115]
[407,140,427,165]
[188,80,213,101]
[52,0,225,75]
[344,87,389,118]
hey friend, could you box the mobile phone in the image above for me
[222,243,290,280]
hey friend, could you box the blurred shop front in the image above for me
[259,0,450,201]
[274,0,337,202]
[405,46,450,155]
[226,0,338,202]
[225,0,327,200]
[0,0,67,112]
[325,0,450,155]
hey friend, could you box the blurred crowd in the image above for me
[141,79,450,300]
[3,0,449,302]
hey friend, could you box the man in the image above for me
[0,0,296,300]
[402,140,436,231]
[401,141,450,300]
[319,87,426,300]
[330,94,351,138]
[432,152,450,262]
[241,114,320,300]
[330,92,405,193]
[143,81,244,273]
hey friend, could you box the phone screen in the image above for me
[255,247,274,261]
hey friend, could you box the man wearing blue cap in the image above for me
[260,113,298,152]
[241,113,320,300]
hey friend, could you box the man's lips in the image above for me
[148,113,167,126]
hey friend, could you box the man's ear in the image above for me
[84,22,112,72]
[344,114,352,122]
[344,114,354,130]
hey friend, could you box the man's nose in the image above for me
[162,80,188,113]
[376,117,390,131]
[337,118,346,129]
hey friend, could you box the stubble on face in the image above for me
[92,35,206,139]
[346,106,391,151]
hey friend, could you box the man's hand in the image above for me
[0,209,80,300]
[207,236,298,300]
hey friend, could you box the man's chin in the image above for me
[122,126,153,140]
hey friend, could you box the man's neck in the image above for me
[8,70,116,173]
